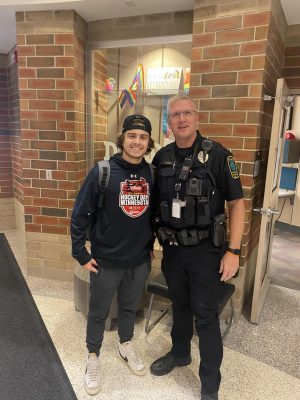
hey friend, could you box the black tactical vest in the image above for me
[157,138,224,231]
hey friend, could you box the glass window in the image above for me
[92,42,191,162]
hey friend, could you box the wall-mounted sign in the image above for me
[146,67,182,95]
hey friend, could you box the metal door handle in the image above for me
[253,208,279,216]
[268,208,279,215]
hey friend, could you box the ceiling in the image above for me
[0,0,299,54]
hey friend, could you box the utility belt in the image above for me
[157,213,226,247]
[157,227,209,246]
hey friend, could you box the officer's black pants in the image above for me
[161,239,224,393]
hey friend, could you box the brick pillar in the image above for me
[283,24,300,88]
[0,54,15,230]
[93,50,107,163]
[8,47,23,233]
[0,49,20,231]
[16,10,87,280]
[190,0,286,316]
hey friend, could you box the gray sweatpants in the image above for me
[86,260,150,356]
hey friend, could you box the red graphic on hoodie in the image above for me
[119,177,149,218]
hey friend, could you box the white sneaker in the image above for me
[84,353,100,395]
[118,340,146,376]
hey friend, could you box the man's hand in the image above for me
[219,252,239,281]
[83,258,99,273]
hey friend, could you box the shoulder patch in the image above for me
[227,156,239,179]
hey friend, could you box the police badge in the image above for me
[198,151,209,163]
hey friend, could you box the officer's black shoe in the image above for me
[150,352,191,376]
[200,389,219,400]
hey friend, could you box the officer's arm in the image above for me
[219,198,245,281]
[227,198,245,250]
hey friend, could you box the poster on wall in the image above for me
[146,67,182,95]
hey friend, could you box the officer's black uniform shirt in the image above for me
[152,132,243,229]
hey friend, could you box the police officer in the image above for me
[150,95,245,400]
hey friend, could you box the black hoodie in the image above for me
[71,154,154,268]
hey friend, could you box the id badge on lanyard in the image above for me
[172,182,186,218]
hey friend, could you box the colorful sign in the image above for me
[146,67,182,95]
[184,68,190,94]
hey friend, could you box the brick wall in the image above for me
[191,0,286,315]
[16,10,87,279]
[16,10,86,237]
[0,55,12,199]
[283,24,300,89]
[0,53,16,231]
[93,50,107,164]
[8,47,22,206]
[283,46,300,88]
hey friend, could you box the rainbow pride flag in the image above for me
[118,64,144,108]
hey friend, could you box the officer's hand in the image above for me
[219,252,239,281]
[83,258,99,274]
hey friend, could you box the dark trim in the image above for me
[275,221,300,235]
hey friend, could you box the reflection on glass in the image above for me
[90,43,192,163]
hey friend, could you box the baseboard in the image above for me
[275,221,300,235]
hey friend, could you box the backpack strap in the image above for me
[147,162,156,186]
[97,160,110,208]
[96,160,153,208]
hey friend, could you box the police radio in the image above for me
[178,141,200,181]
[178,157,193,181]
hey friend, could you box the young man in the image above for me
[71,115,155,395]
[150,95,245,400]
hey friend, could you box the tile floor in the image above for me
[270,227,300,291]
[3,229,300,400]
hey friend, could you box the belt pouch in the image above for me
[184,196,195,225]
[212,214,226,246]
[160,201,169,222]
[177,229,188,245]
[189,230,198,245]
[196,198,211,225]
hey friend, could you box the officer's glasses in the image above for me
[167,110,197,120]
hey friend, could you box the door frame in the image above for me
[250,78,292,323]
